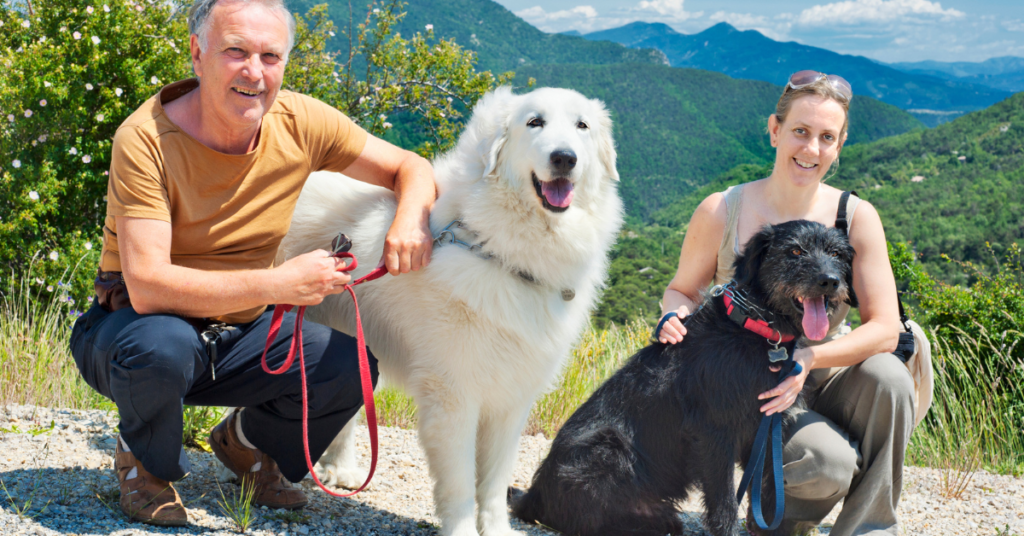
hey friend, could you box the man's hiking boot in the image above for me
[115,438,187,526]
[209,409,308,510]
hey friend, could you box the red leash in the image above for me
[260,251,387,496]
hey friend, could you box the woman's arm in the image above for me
[658,193,728,343]
[758,201,901,415]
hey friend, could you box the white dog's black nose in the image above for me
[550,150,577,173]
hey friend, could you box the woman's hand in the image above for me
[657,310,689,344]
[758,348,814,415]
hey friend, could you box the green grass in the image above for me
[4,271,1022,475]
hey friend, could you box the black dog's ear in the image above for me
[844,246,859,308]
[733,225,774,288]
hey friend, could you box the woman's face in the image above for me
[769,95,847,186]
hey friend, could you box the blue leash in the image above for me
[736,359,803,531]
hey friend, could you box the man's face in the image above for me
[191,1,289,130]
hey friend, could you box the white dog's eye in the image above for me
[527,117,545,128]
[577,121,589,130]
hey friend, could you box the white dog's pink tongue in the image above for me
[541,178,575,208]
[802,296,830,341]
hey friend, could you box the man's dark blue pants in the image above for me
[70,301,378,483]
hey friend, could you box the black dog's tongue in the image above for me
[802,296,829,341]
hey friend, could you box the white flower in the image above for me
[44,81,51,87]
[96,113,104,121]
[46,285,53,292]
[23,109,32,118]
[12,160,21,168]
[115,87,123,96]
[328,31,335,37]
[82,155,92,163]
[49,251,58,261]
[39,99,46,106]
[103,4,110,12]
[383,122,392,129]
[379,114,387,120]
[136,4,142,11]
[6,115,13,122]
[21,20,30,28]
[358,96,367,104]
[425,24,433,31]
[86,5,94,13]
[151,76,159,85]
[35,278,43,285]
[373,8,380,13]
[87,295,94,302]
[39,36,46,43]
[38,134,47,142]
[439,112,445,118]
[29,191,38,201]
[91,35,100,44]
[32,140,37,146]
[70,147,78,155]
[73,31,82,40]
[86,83,94,90]
[84,241,93,250]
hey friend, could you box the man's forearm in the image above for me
[392,153,436,224]
[127,263,279,318]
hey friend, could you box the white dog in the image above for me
[277,87,623,536]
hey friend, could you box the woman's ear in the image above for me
[768,114,780,147]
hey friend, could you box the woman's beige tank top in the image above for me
[713,184,860,382]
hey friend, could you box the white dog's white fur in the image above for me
[269,87,622,536]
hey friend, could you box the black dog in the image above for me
[512,220,856,536]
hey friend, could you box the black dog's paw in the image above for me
[506,485,526,506]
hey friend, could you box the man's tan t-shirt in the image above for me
[101,79,368,324]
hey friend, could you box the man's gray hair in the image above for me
[188,0,296,55]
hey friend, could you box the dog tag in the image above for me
[561,288,575,301]
[768,346,789,363]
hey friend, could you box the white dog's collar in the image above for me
[433,219,575,301]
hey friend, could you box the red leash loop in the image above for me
[260,251,388,497]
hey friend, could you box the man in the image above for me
[69,0,435,525]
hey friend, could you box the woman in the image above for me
[657,71,915,536]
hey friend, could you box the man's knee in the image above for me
[302,324,379,413]
[111,313,204,384]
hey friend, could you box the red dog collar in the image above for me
[722,292,796,343]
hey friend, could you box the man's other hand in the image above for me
[383,213,432,276]
[273,250,352,305]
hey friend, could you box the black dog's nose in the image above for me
[818,273,840,290]
[550,149,577,173]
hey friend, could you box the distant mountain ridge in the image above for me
[889,56,1024,93]
[583,22,1013,126]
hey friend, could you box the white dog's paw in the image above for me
[212,461,237,483]
[479,527,525,536]
[317,463,370,490]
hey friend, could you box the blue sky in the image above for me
[493,0,1024,63]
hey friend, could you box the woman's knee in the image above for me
[855,354,916,412]
[784,409,860,500]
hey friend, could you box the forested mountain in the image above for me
[889,56,1024,93]
[514,63,923,220]
[595,92,1024,325]
[287,0,666,73]
[583,22,1012,127]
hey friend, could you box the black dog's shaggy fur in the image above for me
[512,220,856,536]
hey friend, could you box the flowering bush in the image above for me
[0,0,191,305]
[1,0,510,308]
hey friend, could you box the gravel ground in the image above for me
[1,404,1021,535]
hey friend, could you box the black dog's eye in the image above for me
[577,120,589,130]
[527,117,545,128]
[829,250,840,257]
[791,248,803,256]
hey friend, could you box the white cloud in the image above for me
[1003,19,1024,33]
[516,5,598,25]
[796,0,964,26]
[632,0,701,21]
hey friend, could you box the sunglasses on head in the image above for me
[787,70,853,101]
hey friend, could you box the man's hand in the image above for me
[758,348,814,416]
[272,250,352,305]
[383,212,433,275]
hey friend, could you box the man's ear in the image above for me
[733,225,774,288]
[190,34,203,78]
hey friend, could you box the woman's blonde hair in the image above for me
[773,77,851,140]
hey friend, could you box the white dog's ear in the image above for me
[465,87,515,179]
[593,100,619,182]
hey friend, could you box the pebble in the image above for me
[1,404,1021,535]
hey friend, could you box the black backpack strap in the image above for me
[835,190,858,235]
